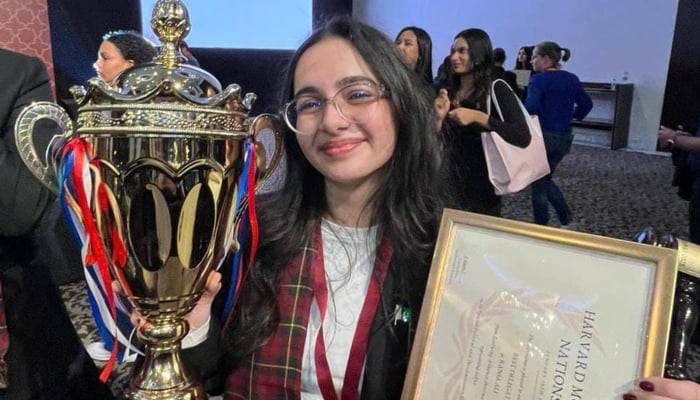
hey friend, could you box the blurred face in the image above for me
[517,48,528,63]
[395,30,420,71]
[450,37,472,75]
[94,40,133,86]
[292,37,397,191]
[530,47,552,72]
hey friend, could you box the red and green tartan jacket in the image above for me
[225,226,416,400]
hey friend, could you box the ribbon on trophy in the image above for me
[221,140,259,330]
[58,138,138,382]
[56,137,261,382]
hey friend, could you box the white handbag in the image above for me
[482,79,550,195]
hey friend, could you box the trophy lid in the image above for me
[70,0,256,138]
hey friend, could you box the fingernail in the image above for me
[639,380,654,392]
[622,394,636,400]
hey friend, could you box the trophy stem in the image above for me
[122,317,207,400]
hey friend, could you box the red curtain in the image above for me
[0,0,55,92]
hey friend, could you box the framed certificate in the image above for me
[402,209,678,400]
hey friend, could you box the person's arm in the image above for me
[487,80,532,148]
[181,317,225,394]
[524,77,542,115]
[0,54,53,237]
[658,125,700,152]
[572,77,593,120]
[624,376,700,399]
[433,89,450,133]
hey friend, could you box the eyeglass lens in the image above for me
[284,81,383,135]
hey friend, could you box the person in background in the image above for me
[659,116,700,243]
[395,26,434,88]
[434,54,452,89]
[0,47,113,400]
[434,28,530,217]
[513,45,534,98]
[526,41,592,229]
[514,45,533,71]
[179,40,200,67]
[492,47,520,97]
[94,30,157,88]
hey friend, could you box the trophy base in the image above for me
[121,382,208,400]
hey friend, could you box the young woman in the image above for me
[513,45,533,71]
[94,30,157,87]
[394,26,434,88]
[434,28,530,217]
[525,41,592,229]
[177,17,452,398]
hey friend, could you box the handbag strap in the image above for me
[490,78,532,122]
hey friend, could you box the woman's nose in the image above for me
[319,101,349,132]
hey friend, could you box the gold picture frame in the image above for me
[402,209,678,400]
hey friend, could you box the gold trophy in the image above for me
[14,0,283,398]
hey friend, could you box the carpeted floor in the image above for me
[61,143,697,395]
[501,144,688,241]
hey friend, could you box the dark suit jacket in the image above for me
[0,48,113,400]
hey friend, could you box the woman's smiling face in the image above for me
[292,37,397,190]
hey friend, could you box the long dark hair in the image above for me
[450,28,493,112]
[514,45,533,70]
[395,26,434,87]
[223,17,450,363]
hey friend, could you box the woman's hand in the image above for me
[658,125,687,150]
[447,107,489,128]
[185,271,222,330]
[129,271,223,331]
[434,89,450,132]
[623,377,700,400]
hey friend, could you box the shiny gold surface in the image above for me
[676,239,700,279]
[14,0,283,398]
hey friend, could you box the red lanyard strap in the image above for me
[311,227,392,399]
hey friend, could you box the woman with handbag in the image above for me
[434,28,530,216]
[525,41,592,229]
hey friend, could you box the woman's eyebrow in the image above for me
[337,75,375,87]
[293,76,375,98]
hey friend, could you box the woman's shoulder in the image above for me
[531,70,580,84]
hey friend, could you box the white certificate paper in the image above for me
[403,210,676,400]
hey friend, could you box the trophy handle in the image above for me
[14,101,73,194]
[248,113,284,192]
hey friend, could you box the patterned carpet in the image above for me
[60,143,699,395]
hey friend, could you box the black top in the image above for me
[0,48,114,399]
[441,79,530,215]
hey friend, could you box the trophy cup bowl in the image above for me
[14,1,283,398]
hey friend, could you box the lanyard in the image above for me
[310,228,392,400]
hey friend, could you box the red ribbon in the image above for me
[64,139,120,382]
[311,226,392,399]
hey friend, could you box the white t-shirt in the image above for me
[300,219,379,399]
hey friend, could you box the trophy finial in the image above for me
[151,0,191,69]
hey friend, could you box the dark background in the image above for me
[661,0,700,132]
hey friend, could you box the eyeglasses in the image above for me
[282,80,388,135]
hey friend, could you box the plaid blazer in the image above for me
[225,226,411,400]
